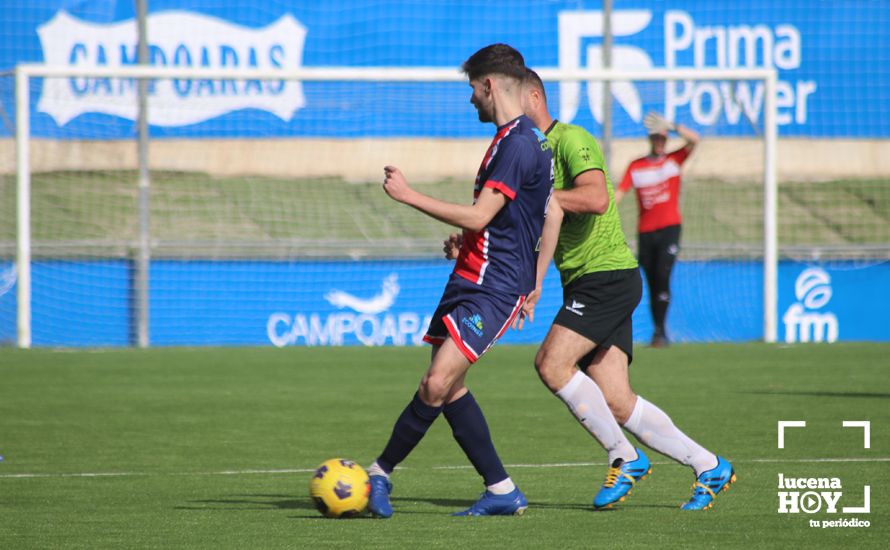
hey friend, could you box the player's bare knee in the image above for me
[610,403,632,425]
[534,348,572,392]
[532,348,555,389]
[418,375,450,406]
[605,392,636,424]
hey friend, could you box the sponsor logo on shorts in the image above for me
[462,314,485,337]
[566,299,586,316]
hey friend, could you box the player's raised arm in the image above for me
[382,165,508,232]
[646,111,699,154]
[674,122,700,156]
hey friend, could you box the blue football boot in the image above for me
[681,456,736,511]
[593,448,651,509]
[367,475,393,518]
[452,487,528,516]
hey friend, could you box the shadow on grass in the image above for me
[742,390,890,399]
[619,503,690,510]
[176,493,678,518]
[175,494,313,512]
[392,496,675,513]
[392,496,586,511]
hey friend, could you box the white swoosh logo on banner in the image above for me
[325,273,400,314]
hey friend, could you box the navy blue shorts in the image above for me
[423,273,526,363]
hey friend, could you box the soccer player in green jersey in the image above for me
[516,69,735,511]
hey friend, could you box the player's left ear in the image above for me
[483,77,494,95]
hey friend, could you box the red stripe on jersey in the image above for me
[476,119,521,183]
[443,314,480,363]
[483,180,517,200]
[455,229,490,284]
[458,118,520,285]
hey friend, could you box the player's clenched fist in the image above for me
[382,165,414,204]
[443,233,462,260]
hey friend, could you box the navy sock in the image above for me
[376,392,443,474]
[444,391,509,486]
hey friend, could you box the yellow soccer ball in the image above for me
[309,458,370,518]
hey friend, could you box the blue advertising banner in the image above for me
[1,260,887,347]
[0,1,887,139]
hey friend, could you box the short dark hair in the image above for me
[461,43,526,81]
[523,68,547,101]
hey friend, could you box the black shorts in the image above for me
[553,268,642,367]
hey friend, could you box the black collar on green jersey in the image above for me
[544,119,559,136]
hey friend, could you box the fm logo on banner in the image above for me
[783,267,838,343]
[36,11,307,126]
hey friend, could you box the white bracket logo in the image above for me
[841,421,871,449]
[777,420,806,449]
[776,420,871,514]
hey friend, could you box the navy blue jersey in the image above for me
[455,115,554,296]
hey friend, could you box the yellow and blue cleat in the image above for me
[681,456,736,511]
[593,448,651,509]
[453,487,528,516]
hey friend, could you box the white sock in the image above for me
[555,370,636,464]
[487,477,516,495]
[623,396,718,475]
[366,461,388,479]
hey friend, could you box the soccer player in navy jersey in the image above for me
[364,43,558,517]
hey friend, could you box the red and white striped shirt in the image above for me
[619,147,690,233]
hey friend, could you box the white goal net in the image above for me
[3,65,780,347]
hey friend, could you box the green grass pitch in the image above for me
[1,343,888,548]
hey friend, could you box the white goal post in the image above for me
[13,63,778,348]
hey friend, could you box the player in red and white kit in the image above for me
[616,112,699,347]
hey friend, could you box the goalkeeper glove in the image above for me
[644,111,674,135]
